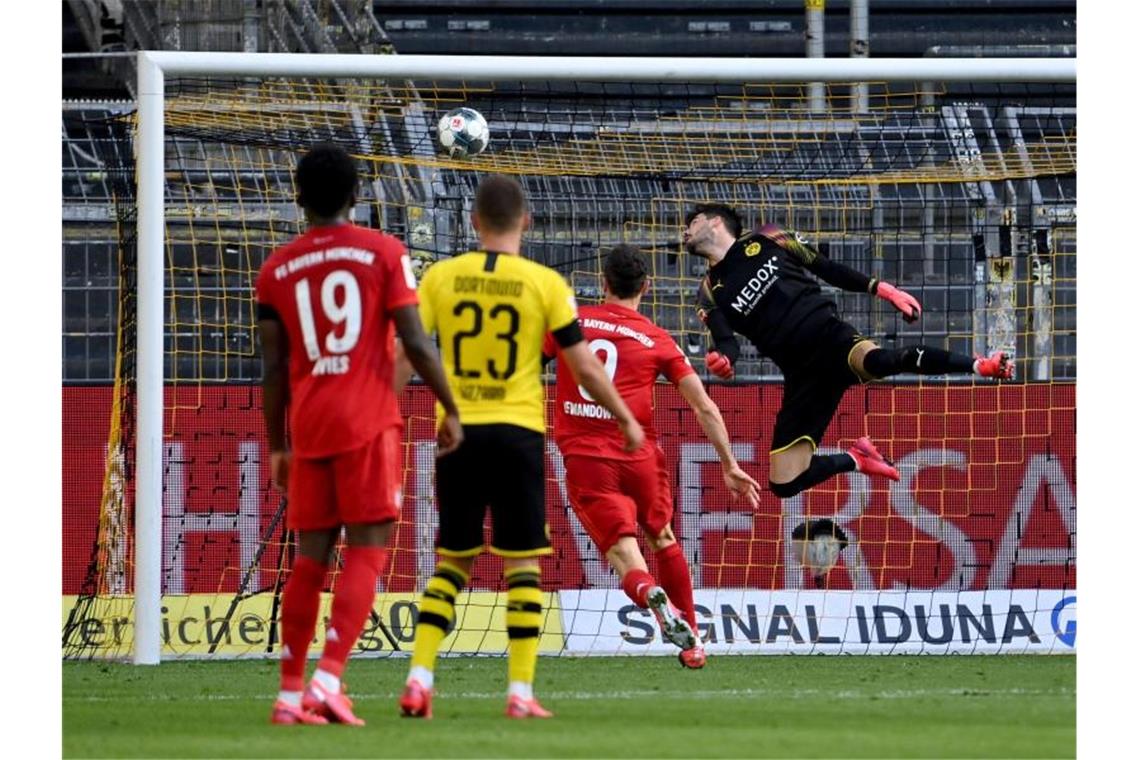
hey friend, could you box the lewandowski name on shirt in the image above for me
[274,247,376,279]
[580,318,654,347]
[563,400,613,419]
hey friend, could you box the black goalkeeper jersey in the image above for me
[695,224,874,369]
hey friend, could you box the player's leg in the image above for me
[489,425,554,718]
[401,552,475,718]
[770,431,900,496]
[848,333,982,476]
[300,520,392,726]
[564,456,658,612]
[605,535,695,652]
[769,336,899,496]
[838,333,908,479]
[271,456,337,725]
[639,452,703,666]
[402,427,485,718]
[500,558,553,718]
[768,376,868,497]
[636,526,698,660]
[855,339,1014,380]
[605,536,651,602]
[302,427,403,726]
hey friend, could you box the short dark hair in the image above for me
[474,174,527,233]
[295,143,357,218]
[685,203,743,238]
[604,244,649,299]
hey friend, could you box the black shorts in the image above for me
[434,423,551,558]
[770,319,871,454]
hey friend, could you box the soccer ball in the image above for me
[437,107,490,158]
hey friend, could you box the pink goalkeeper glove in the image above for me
[706,351,734,380]
[875,282,922,323]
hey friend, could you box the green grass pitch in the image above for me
[63,655,1074,758]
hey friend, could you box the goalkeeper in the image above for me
[683,204,1013,498]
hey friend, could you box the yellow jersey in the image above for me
[418,250,579,433]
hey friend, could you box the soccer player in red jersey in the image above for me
[544,245,761,669]
[255,144,462,726]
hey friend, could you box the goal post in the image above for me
[120,52,1075,665]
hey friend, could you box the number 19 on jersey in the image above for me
[295,269,361,376]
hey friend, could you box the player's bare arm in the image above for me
[257,315,291,490]
[675,373,760,508]
[392,305,464,456]
[559,340,645,453]
[393,339,413,395]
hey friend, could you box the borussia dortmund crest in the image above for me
[745,241,762,257]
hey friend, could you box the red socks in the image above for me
[316,546,389,678]
[620,568,656,609]
[279,555,327,692]
[655,543,697,630]
[620,547,696,625]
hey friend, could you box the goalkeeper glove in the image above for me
[875,281,922,323]
[706,351,734,380]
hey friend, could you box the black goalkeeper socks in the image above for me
[769,454,856,498]
[862,346,975,378]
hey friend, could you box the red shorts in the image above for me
[563,448,673,553]
[287,426,403,531]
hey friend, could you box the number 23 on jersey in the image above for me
[450,300,522,380]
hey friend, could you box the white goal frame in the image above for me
[133,51,1076,664]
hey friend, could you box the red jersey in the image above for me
[254,223,418,458]
[546,303,695,460]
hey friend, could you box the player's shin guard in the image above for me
[769,454,856,498]
[504,565,543,687]
[409,561,469,674]
[279,556,328,691]
[862,346,975,378]
[654,543,698,632]
[316,546,388,678]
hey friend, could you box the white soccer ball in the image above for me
[437,107,490,158]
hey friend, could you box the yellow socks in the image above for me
[409,561,469,675]
[504,565,543,686]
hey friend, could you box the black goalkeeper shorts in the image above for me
[770,318,872,454]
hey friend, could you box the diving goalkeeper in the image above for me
[684,203,1012,498]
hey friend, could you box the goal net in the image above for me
[62,55,1076,661]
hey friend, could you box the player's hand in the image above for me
[619,417,645,453]
[436,413,463,457]
[723,464,761,509]
[270,450,291,491]
[876,281,922,323]
[705,351,734,380]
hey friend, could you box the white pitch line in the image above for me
[64,686,1074,703]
